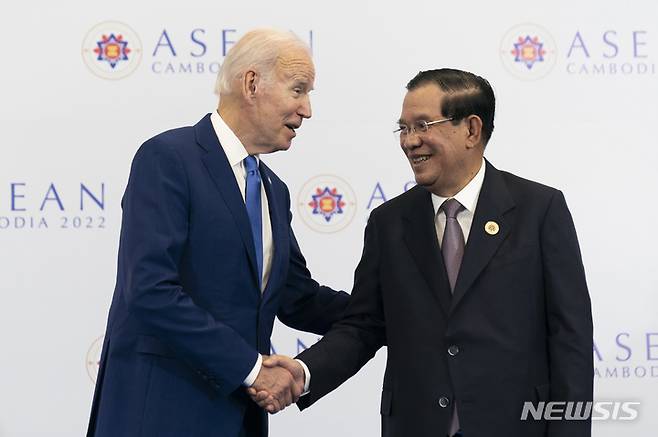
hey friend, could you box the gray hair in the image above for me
[215,28,311,96]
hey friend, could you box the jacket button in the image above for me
[448,345,459,356]
[438,397,450,408]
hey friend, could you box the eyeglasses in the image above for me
[393,118,454,138]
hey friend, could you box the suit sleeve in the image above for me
[541,190,593,436]
[118,140,257,396]
[296,213,387,410]
[277,185,350,335]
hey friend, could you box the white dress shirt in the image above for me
[431,158,486,247]
[209,111,273,386]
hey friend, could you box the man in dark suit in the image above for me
[253,69,593,436]
[86,29,349,437]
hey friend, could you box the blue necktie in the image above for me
[244,156,263,287]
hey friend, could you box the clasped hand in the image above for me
[247,355,305,414]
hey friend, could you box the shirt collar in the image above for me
[210,110,253,167]
[431,158,486,215]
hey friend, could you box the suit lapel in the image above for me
[402,187,452,317]
[194,114,260,289]
[450,160,515,312]
[259,162,286,300]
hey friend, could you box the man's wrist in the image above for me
[295,359,311,394]
[243,354,263,386]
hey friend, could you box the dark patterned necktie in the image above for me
[440,198,464,436]
[440,198,465,293]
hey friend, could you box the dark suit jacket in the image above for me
[86,114,349,437]
[297,160,593,437]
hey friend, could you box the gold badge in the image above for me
[485,221,499,235]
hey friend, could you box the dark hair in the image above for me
[406,68,495,145]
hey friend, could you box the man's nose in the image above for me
[401,133,421,150]
[298,95,312,119]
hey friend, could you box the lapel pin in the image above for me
[485,221,499,235]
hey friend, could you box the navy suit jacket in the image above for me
[297,161,593,437]
[87,114,349,437]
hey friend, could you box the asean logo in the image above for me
[86,335,104,383]
[500,24,557,80]
[297,175,357,233]
[82,21,142,80]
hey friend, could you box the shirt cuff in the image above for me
[243,354,262,386]
[295,359,311,394]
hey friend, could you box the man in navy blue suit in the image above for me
[86,29,349,437]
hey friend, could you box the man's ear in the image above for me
[465,115,483,149]
[242,70,258,100]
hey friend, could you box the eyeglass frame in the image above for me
[393,117,455,137]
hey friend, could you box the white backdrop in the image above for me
[0,0,657,435]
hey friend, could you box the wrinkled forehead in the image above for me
[275,48,315,82]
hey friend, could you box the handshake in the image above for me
[247,355,305,414]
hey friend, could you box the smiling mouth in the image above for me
[410,155,430,164]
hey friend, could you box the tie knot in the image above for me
[440,198,463,219]
[244,155,258,174]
